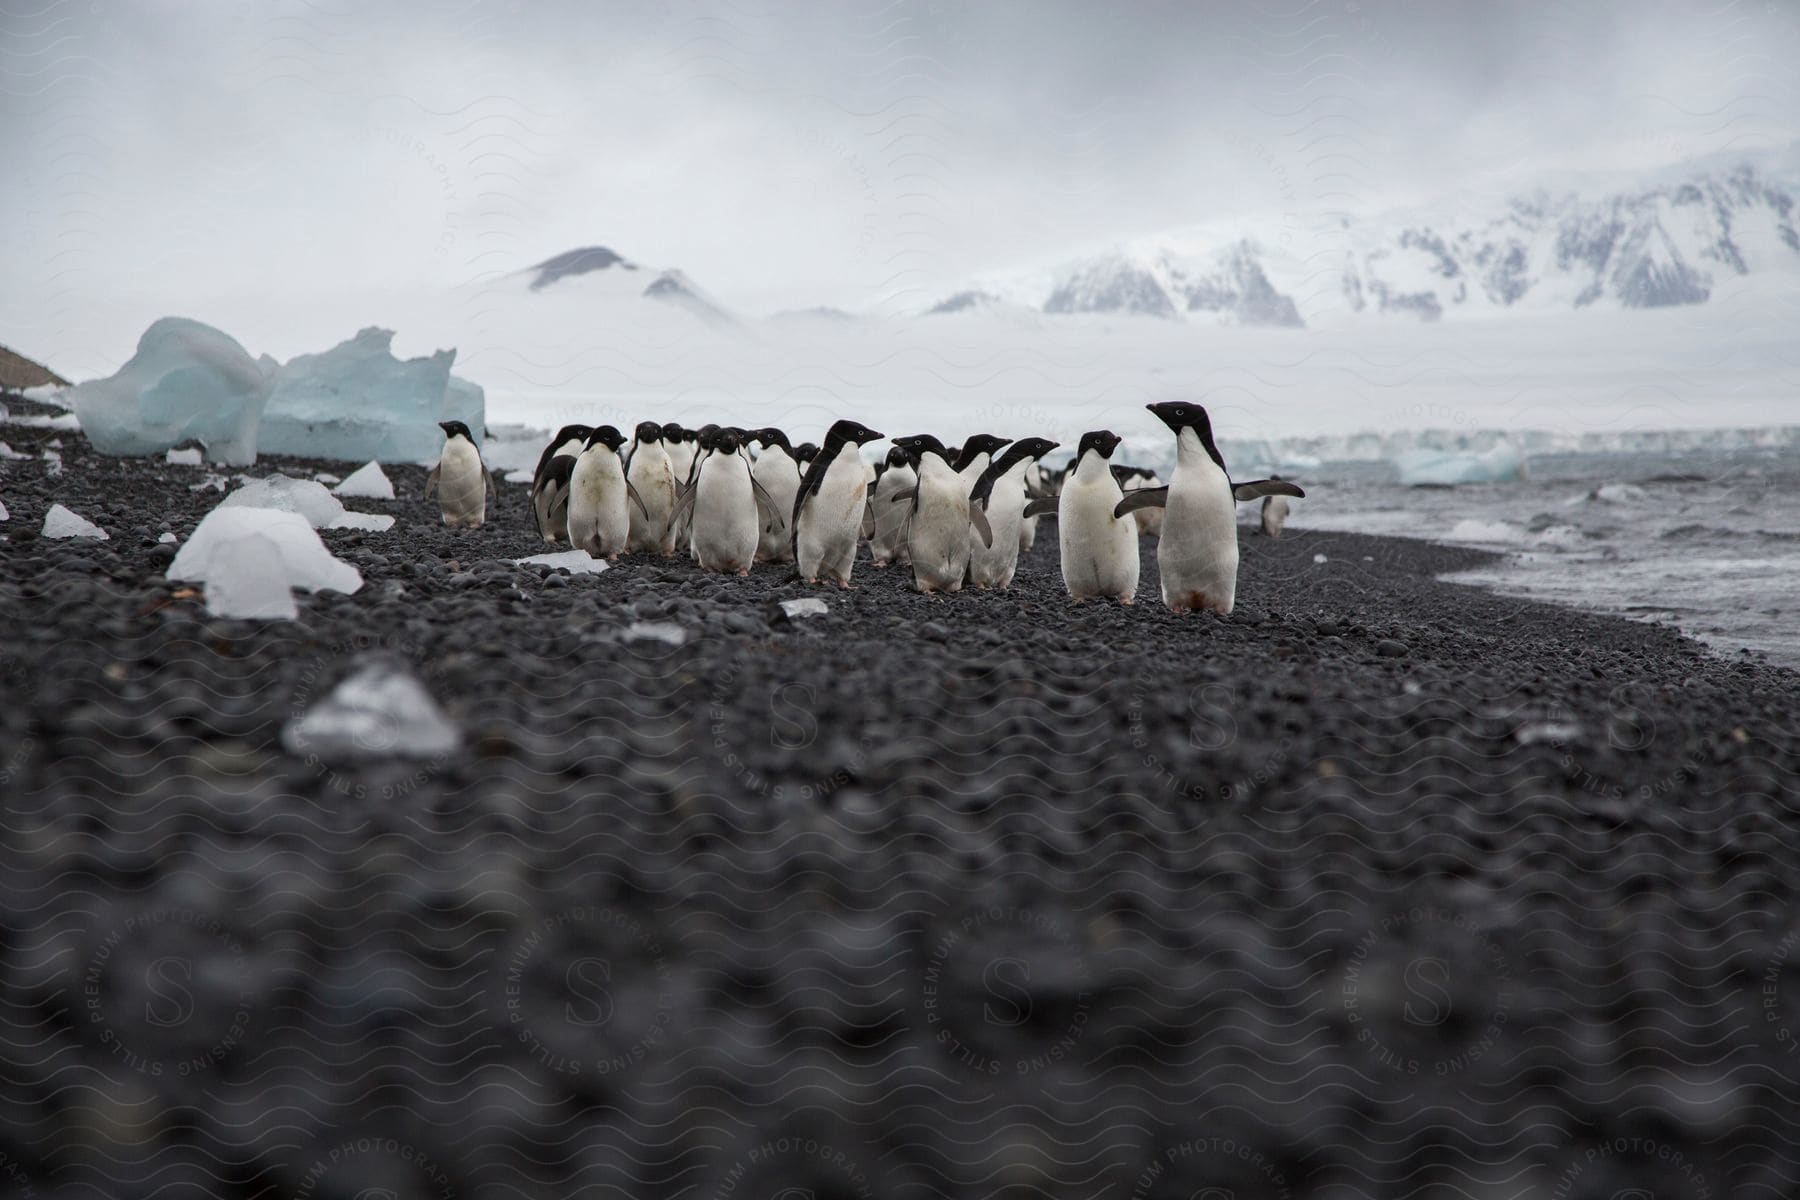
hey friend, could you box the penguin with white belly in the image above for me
[425,420,497,528]
[867,445,916,568]
[792,419,884,586]
[1260,475,1292,539]
[1115,401,1305,615]
[752,428,803,563]
[529,424,591,542]
[567,425,645,560]
[967,436,1058,590]
[626,421,679,555]
[673,428,780,575]
[892,434,970,594]
[1027,430,1137,603]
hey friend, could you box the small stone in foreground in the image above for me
[1376,638,1409,657]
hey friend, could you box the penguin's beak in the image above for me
[1146,402,1182,431]
[438,421,455,434]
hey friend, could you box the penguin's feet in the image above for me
[1118,596,1135,606]
[737,567,751,577]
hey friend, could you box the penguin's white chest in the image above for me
[692,455,758,567]
[1058,464,1138,600]
[1157,457,1240,613]
[439,439,485,511]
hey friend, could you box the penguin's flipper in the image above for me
[1113,487,1169,519]
[1022,497,1059,519]
[891,488,917,503]
[669,481,698,531]
[970,503,994,549]
[749,474,781,532]
[424,465,440,500]
[1233,478,1306,500]
[625,479,650,520]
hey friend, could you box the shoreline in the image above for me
[3,394,1798,1195]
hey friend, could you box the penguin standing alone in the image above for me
[792,419,884,587]
[425,420,496,528]
[1115,402,1304,614]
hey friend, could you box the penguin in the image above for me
[953,433,1010,488]
[793,442,819,469]
[626,420,680,555]
[751,428,802,563]
[891,434,969,594]
[529,424,591,542]
[424,420,496,528]
[1260,475,1292,539]
[566,425,643,560]
[1113,465,1166,537]
[672,428,778,575]
[671,424,722,553]
[866,445,916,568]
[1029,429,1137,603]
[967,436,1058,589]
[1115,401,1304,614]
[792,419,884,587]
[663,422,695,488]
[1018,461,1058,555]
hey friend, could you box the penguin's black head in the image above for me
[586,424,627,452]
[959,433,1009,460]
[885,445,912,469]
[439,420,474,442]
[660,421,685,442]
[553,423,592,446]
[1011,436,1059,462]
[1147,401,1212,435]
[1078,430,1122,459]
[893,434,951,466]
[755,427,792,452]
[697,427,720,451]
[825,418,884,447]
[794,442,819,464]
[714,428,742,455]
[634,420,661,443]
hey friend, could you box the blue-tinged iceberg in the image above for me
[1394,442,1528,485]
[257,327,484,464]
[69,317,274,465]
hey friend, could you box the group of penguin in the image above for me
[426,401,1304,615]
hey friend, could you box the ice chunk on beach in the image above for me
[0,442,27,460]
[624,621,687,645]
[157,531,176,544]
[258,327,485,464]
[165,446,203,466]
[779,598,829,619]
[0,499,9,521]
[42,504,108,539]
[222,475,395,531]
[1394,442,1527,485]
[282,661,460,763]
[332,461,394,500]
[170,506,362,618]
[518,549,609,574]
[69,317,273,465]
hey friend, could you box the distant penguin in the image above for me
[567,425,641,560]
[892,434,969,594]
[1116,401,1304,614]
[663,422,696,488]
[424,420,496,528]
[793,419,884,586]
[867,445,916,568]
[1018,462,1056,555]
[676,428,777,575]
[967,437,1058,589]
[529,423,591,543]
[1260,475,1292,539]
[1116,466,1165,537]
[793,442,819,469]
[1036,430,1137,603]
[627,421,679,555]
[752,428,802,563]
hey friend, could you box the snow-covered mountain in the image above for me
[518,245,738,327]
[929,150,1800,327]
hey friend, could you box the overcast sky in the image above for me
[4,0,1798,369]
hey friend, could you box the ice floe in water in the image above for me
[41,504,108,540]
[258,327,484,464]
[70,317,275,465]
[222,475,395,531]
[332,461,394,500]
[1394,442,1527,486]
[170,506,362,619]
[282,661,461,763]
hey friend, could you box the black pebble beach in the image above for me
[2,391,1797,1199]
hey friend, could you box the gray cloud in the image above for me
[3,0,1796,367]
